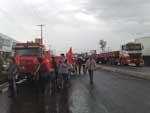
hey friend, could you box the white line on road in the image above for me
[16,79,26,84]
[0,79,26,94]
[0,82,8,88]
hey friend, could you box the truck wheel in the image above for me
[101,61,104,64]
[96,60,99,64]
[114,62,118,65]
[136,63,140,67]
[124,64,128,66]
[120,59,123,66]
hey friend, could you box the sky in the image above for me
[0,0,150,54]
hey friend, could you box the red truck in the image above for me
[12,39,45,80]
[96,42,144,66]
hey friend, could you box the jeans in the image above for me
[60,73,68,88]
[78,64,82,74]
[8,79,17,97]
[88,70,94,84]
[83,65,86,74]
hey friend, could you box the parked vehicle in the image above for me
[96,42,143,66]
[135,37,150,66]
[12,39,45,80]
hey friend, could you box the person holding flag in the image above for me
[66,47,73,80]
[43,51,51,71]
[37,51,51,94]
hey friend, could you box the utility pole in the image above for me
[37,24,45,44]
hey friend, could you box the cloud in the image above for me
[74,12,98,23]
[0,0,150,54]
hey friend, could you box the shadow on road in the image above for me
[46,87,71,113]
[6,81,72,113]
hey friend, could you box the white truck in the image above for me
[135,37,150,66]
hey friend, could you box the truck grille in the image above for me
[129,54,141,59]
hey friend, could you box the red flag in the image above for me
[15,53,20,65]
[67,47,72,64]
[43,51,51,71]
[55,57,60,64]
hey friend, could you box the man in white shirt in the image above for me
[86,55,97,84]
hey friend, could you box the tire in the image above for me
[114,62,118,65]
[96,60,99,64]
[124,64,128,66]
[136,63,140,67]
[120,59,123,66]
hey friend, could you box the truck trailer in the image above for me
[96,42,143,66]
[135,37,150,66]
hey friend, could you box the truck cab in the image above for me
[12,41,45,79]
[121,42,143,66]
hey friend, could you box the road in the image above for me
[100,64,150,73]
[0,70,150,113]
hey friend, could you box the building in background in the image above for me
[0,33,16,57]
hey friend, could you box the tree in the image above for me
[99,40,107,52]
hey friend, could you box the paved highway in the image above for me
[0,70,150,113]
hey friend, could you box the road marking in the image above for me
[0,82,8,93]
[0,87,8,93]
[0,79,26,94]
[98,65,150,80]
[0,82,8,88]
[16,79,26,84]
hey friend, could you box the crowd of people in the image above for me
[7,53,97,98]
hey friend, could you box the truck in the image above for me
[135,37,150,66]
[96,42,143,66]
[12,39,45,80]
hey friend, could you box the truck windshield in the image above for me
[127,44,142,51]
[15,48,42,56]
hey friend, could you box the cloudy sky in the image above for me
[0,0,150,54]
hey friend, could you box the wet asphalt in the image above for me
[1,70,150,113]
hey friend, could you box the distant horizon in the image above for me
[1,32,150,55]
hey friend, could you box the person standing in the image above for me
[86,55,97,84]
[82,57,87,75]
[7,57,20,97]
[50,56,58,93]
[77,56,83,75]
[58,54,70,88]
[37,57,50,94]
[72,58,77,75]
